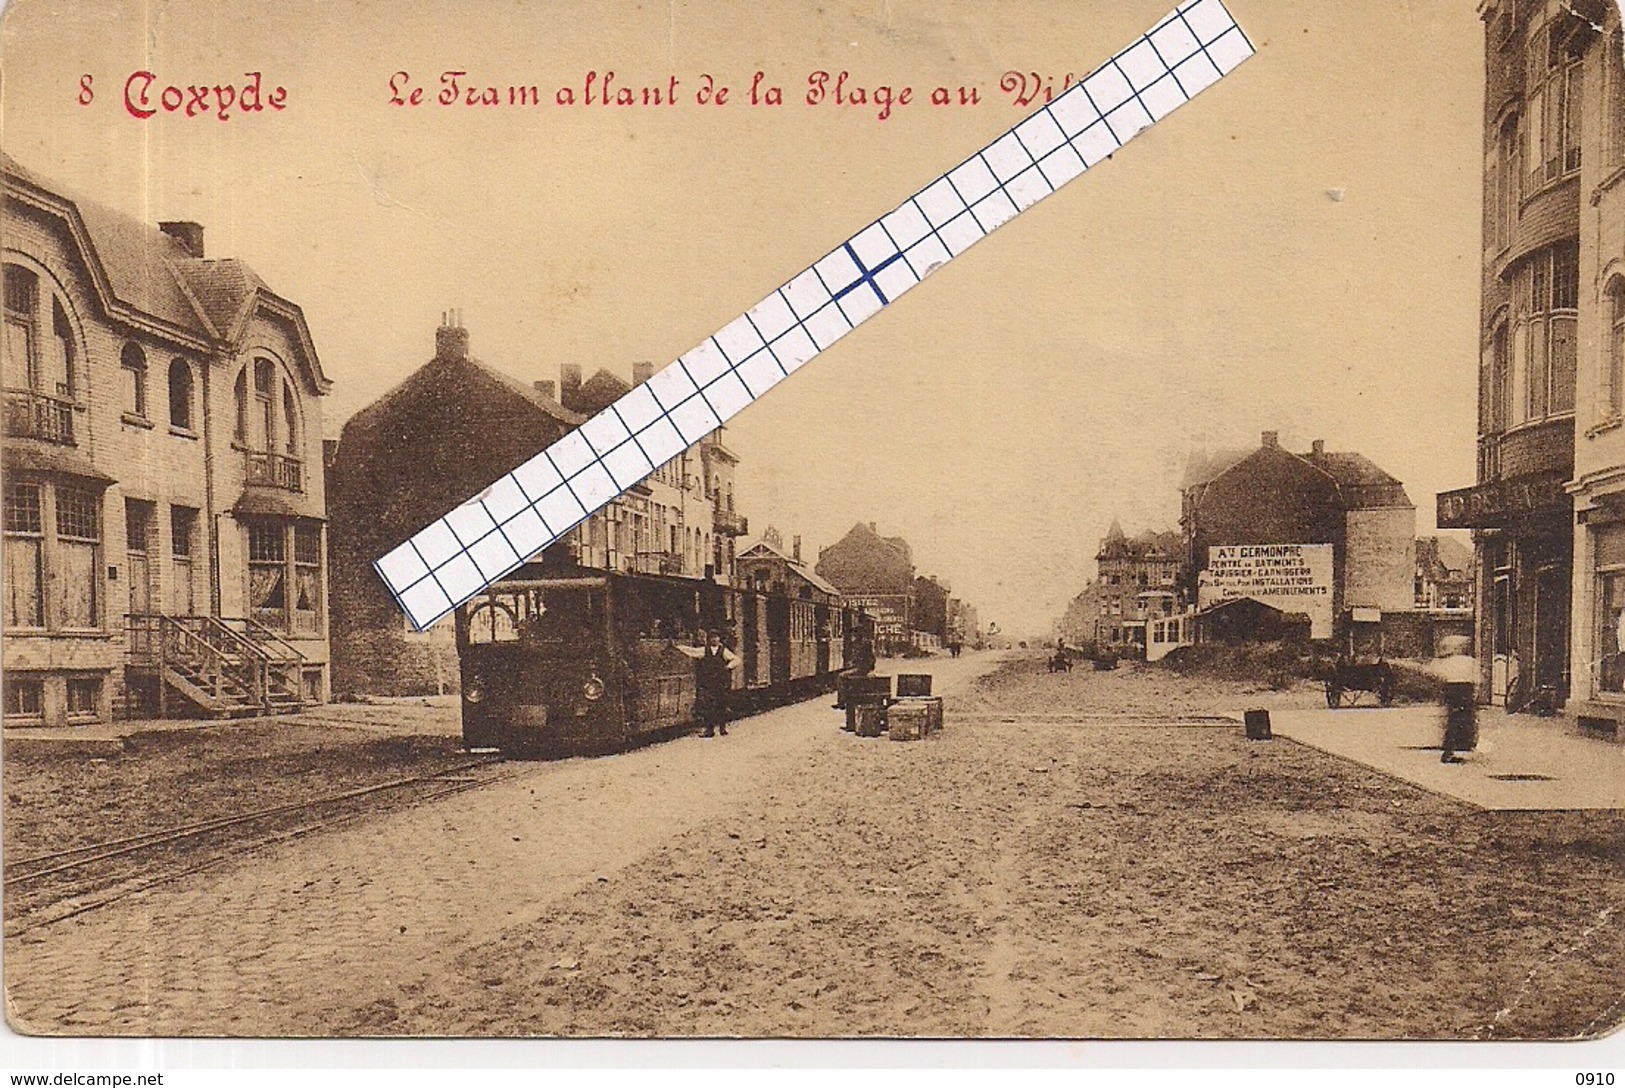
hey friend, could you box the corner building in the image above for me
[2,156,333,725]
[1440,1,1624,715]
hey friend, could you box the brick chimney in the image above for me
[793,535,802,562]
[632,361,655,385]
[158,221,205,258]
[435,310,469,361]
[868,521,877,533]
[560,364,583,411]
[533,379,557,401]
[1261,430,1279,449]
[1311,438,1325,456]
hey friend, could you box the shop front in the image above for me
[1438,471,1572,710]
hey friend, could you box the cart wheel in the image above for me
[1325,683,1342,709]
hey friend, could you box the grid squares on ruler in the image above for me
[376,0,1252,630]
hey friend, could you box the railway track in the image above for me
[4,755,521,937]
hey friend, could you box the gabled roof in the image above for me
[169,257,269,343]
[738,537,843,597]
[1303,450,1412,508]
[1097,525,1180,561]
[574,368,632,414]
[343,350,582,438]
[2,154,331,392]
[815,522,915,594]
[1181,448,1251,490]
[1184,439,1412,511]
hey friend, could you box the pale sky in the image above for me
[1,0,1486,637]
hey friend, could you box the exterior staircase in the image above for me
[126,614,307,719]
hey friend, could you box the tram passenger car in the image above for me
[455,562,859,757]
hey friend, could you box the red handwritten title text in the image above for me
[388,69,1078,122]
[76,72,289,121]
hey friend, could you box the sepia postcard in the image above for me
[2,0,1625,1048]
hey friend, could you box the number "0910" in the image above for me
[1575,1075,1615,1086]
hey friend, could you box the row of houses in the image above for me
[1058,432,1474,659]
[1434,0,1625,725]
[0,149,981,722]
[0,153,762,720]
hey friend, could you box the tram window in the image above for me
[468,600,520,644]
[466,587,604,645]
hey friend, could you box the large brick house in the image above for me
[326,320,744,696]
[1182,431,1416,638]
[3,155,333,725]
[814,522,916,654]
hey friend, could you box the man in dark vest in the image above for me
[678,629,739,737]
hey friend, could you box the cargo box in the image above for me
[888,699,931,741]
[896,673,933,697]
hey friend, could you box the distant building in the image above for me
[736,528,841,603]
[1416,535,1474,610]
[327,320,737,696]
[1056,581,1104,645]
[912,574,950,650]
[3,155,333,725]
[1094,520,1182,653]
[1182,432,1416,637]
[815,521,915,654]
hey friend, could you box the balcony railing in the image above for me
[632,551,687,577]
[713,508,748,536]
[243,450,304,492]
[3,387,75,446]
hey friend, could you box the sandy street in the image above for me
[6,652,1624,1040]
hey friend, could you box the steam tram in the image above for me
[454,562,860,757]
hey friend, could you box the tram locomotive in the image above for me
[454,562,860,757]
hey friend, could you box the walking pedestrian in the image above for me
[1429,634,1478,764]
[677,629,739,737]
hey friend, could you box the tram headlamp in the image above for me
[582,672,606,701]
[465,677,485,704]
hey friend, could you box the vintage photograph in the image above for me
[2,0,1624,1044]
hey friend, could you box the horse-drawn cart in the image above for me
[1321,655,1395,708]
[1320,607,1395,708]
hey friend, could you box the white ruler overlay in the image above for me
[378,0,1254,630]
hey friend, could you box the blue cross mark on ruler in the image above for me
[832,241,909,307]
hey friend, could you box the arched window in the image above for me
[253,358,275,450]
[3,265,38,391]
[282,382,298,455]
[233,369,247,443]
[120,343,147,418]
[4,263,78,401]
[168,359,194,430]
[1610,275,1625,419]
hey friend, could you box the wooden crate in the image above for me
[896,673,933,697]
[853,703,886,737]
[888,699,931,741]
